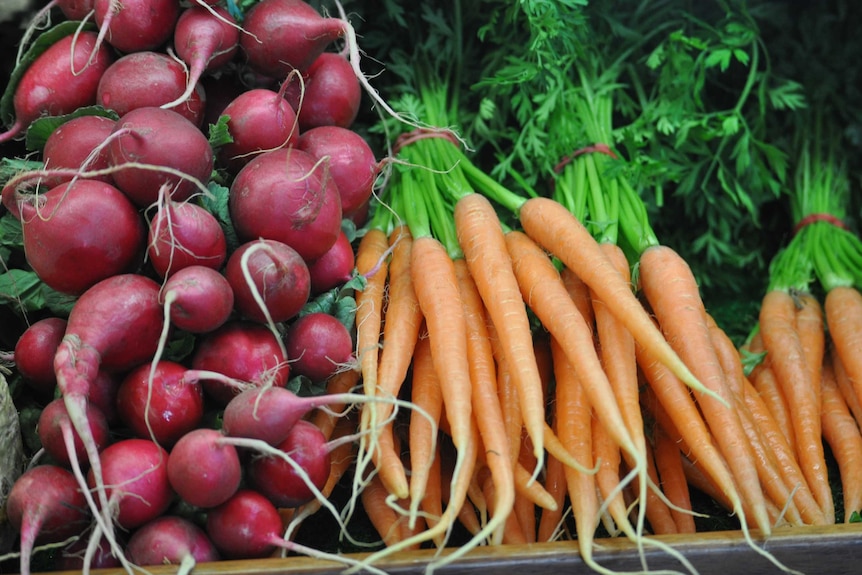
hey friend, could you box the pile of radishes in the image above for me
[0,0,388,572]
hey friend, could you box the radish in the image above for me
[13,317,67,396]
[217,87,300,172]
[284,312,354,383]
[167,428,241,508]
[41,115,117,187]
[56,0,97,20]
[0,31,114,143]
[115,360,205,447]
[190,321,289,405]
[86,369,120,426]
[37,397,111,468]
[162,265,234,334]
[126,515,220,566]
[147,198,227,279]
[9,179,146,295]
[225,238,310,324]
[163,4,240,111]
[229,147,343,263]
[247,419,332,508]
[297,125,379,218]
[93,0,180,54]
[97,51,207,127]
[307,229,355,295]
[108,106,215,208]
[204,488,371,569]
[6,464,90,575]
[222,384,358,446]
[86,438,174,529]
[286,52,362,131]
[239,0,345,78]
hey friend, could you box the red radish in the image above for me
[162,265,234,333]
[222,384,357,446]
[38,397,111,468]
[86,369,121,426]
[163,5,240,111]
[147,198,227,279]
[167,428,242,508]
[191,321,289,405]
[308,230,355,295]
[247,419,332,508]
[287,52,362,131]
[284,312,354,383]
[217,87,300,172]
[239,0,346,78]
[86,438,173,529]
[229,148,343,262]
[93,0,180,54]
[10,179,146,295]
[0,32,113,143]
[13,317,67,395]
[116,361,205,447]
[41,115,117,187]
[53,274,164,537]
[126,515,221,565]
[6,465,90,575]
[297,125,378,217]
[108,106,215,208]
[56,0,97,20]
[225,239,310,324]
[96,51,206,127]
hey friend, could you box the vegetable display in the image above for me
[1,1,862,575]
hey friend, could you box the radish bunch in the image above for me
[0,0,387,572]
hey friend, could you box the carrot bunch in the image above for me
[742,112,862,525]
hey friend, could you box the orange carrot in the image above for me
[407,332,443,522]
[518,197,707,398]
[456,193,546,476]
[639,243,770,535]
[504,230,643,482]
[825,285,862,413]
[653,423,697,534]
[642,434,679,535]
[830,344,862,428]
[820,356,862,522]
[354,228,391,489]
[746,332,797,454]
[372,224,424,499]
[453,257,516,545]
[537,448,567,542]
[551,335,602,570]
[362,474,422,550]
[480,467,528,545]
[590,413,627,537]
[311,367,361,441]
[759,288,834,523]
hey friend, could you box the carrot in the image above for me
[707,315,807,526]
[820,356,862,522]
[746,333,797,454]
[590,413,627,538]
[830,344,862,428]
[504,230,643,482]
[518,197,709,400]
[407,331,443,527]
[759,288,834,523]
[537,447,568,542]
[455,193,547,478]
[362,474,422,550]
[642,434,679,535]
[372,224,424,499]
[562,265,595,328]
[551,335,601,570]
[825,285,862,413]
[480,467,528,545]
[354,228,391,491]
[639,243,771,535]
[453,257,516,545]
[653,424,697,534]
[796,292,825,407]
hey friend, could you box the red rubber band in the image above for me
[792,213,848,236]
[553,143,619,174]
[393,127,461,155]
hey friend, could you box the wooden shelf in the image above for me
[38,523,862,575]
